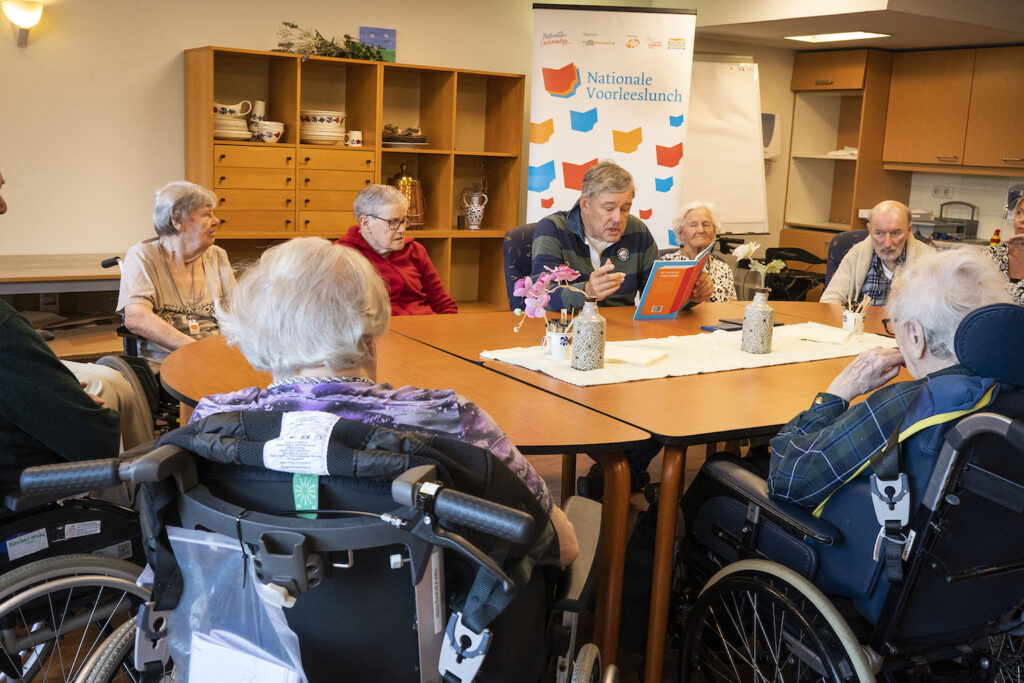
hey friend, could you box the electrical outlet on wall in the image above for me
[932,185,954,199]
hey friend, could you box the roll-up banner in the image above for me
[528,4,697,248]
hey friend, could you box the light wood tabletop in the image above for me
[389,301,902,682]
[159,331,651,664]
[0,254,121,294]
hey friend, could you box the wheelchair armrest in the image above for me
[702,458,841,545]
[4,490,64,511]
[553,495,601,612]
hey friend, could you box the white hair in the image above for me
[353,184,407,219]
[887,248,1013,360]
[153,181,217,237]
[216,238,390,376]
[672,200,721,238]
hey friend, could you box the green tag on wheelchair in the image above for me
[293,473,319,519]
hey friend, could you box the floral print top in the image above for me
[986,243,1024,306]
[190,380,553,513]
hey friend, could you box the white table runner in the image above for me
[481,322,898,387]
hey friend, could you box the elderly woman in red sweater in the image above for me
[335,184,457,315]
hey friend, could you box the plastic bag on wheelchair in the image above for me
[166,525,306,682]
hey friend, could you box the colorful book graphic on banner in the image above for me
[633,243,713,320]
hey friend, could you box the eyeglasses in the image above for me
[881,318,895,337]
[368,215,409,231]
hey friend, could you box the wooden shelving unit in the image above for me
[782,50,911,257]
[184,46,525,311]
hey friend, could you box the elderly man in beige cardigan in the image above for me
[820,200,929,306]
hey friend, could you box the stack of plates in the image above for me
[300,109,346,146]
[214,114,252,141]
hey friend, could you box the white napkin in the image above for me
[604,344,668,367]
[777,321,851,345]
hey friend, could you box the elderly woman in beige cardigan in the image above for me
[820,200,929,306]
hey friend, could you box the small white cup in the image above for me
[251,100,267,122]
[842,310,865,335]
[541,330,572,361]
[345,130,363,147]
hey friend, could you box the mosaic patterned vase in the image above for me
[741,288,774,354]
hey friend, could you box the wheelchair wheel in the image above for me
[80,620,174,683]
[0,554,147,682]
[990,631,1024,682]
[571,643,601,683]
[680,559,874,682]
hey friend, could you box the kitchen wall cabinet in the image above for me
[883,46,1024,177]
[790,49,867,91]
[963,46,1024,170]
[184,46,525,311]
[882,49,975,167]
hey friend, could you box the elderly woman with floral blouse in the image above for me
[986,198,1024,305]
[661,200,737,302]
[189,237,577,567]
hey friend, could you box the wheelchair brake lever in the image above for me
[409,515,516,593]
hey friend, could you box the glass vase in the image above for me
[571,297,606,370]
[741,288,774,354]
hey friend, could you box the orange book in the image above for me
[634,244,713,320]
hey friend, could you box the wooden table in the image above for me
[0,254,120,294]
[390,302,900,682]
[159,332,651,665]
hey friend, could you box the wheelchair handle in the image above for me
[434,489,535,546]
[20,458,121,495]
[100,256,122,269]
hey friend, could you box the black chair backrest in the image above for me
[954,303,1024,386]
[503,223,536,311]
[824,229,868,287]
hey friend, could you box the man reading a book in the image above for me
[531,161,713,312]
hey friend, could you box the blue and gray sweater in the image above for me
[531,201,658,311]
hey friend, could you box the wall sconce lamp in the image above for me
[2,1,43,48]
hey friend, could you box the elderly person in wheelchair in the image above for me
[118,181,235,365]
[679,248,1024,681]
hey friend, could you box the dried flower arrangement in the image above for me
[275,22,384,61]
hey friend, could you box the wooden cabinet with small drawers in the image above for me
[186,46,525,310]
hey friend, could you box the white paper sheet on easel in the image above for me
[189,630,300,683]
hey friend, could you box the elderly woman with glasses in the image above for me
[661,200,737,302]
[118,181,235,364]
[190,237,577,567]
[335,184,457,315]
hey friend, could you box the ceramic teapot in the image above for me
[460,191,488,230]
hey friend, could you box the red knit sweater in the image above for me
[335,226,458,316]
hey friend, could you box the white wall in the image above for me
[0,0,540,255]
[1,0,792,256]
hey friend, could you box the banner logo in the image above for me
[542,63,581,98]
[540,30,569,46]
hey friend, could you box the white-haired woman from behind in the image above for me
[661,200,737,302]
[117,181,235,364]
[189,237,578,567]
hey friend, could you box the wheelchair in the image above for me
[673,303,1024,681]
[0,472,146,681]
[20,410,613,683]
[100,256,180,433]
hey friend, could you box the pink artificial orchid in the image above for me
[512,264,584,331]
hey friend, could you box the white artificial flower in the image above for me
[732,241,761,261]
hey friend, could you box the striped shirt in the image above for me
[531,202,658,311]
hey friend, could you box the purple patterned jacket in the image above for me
[190,381,552,513]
